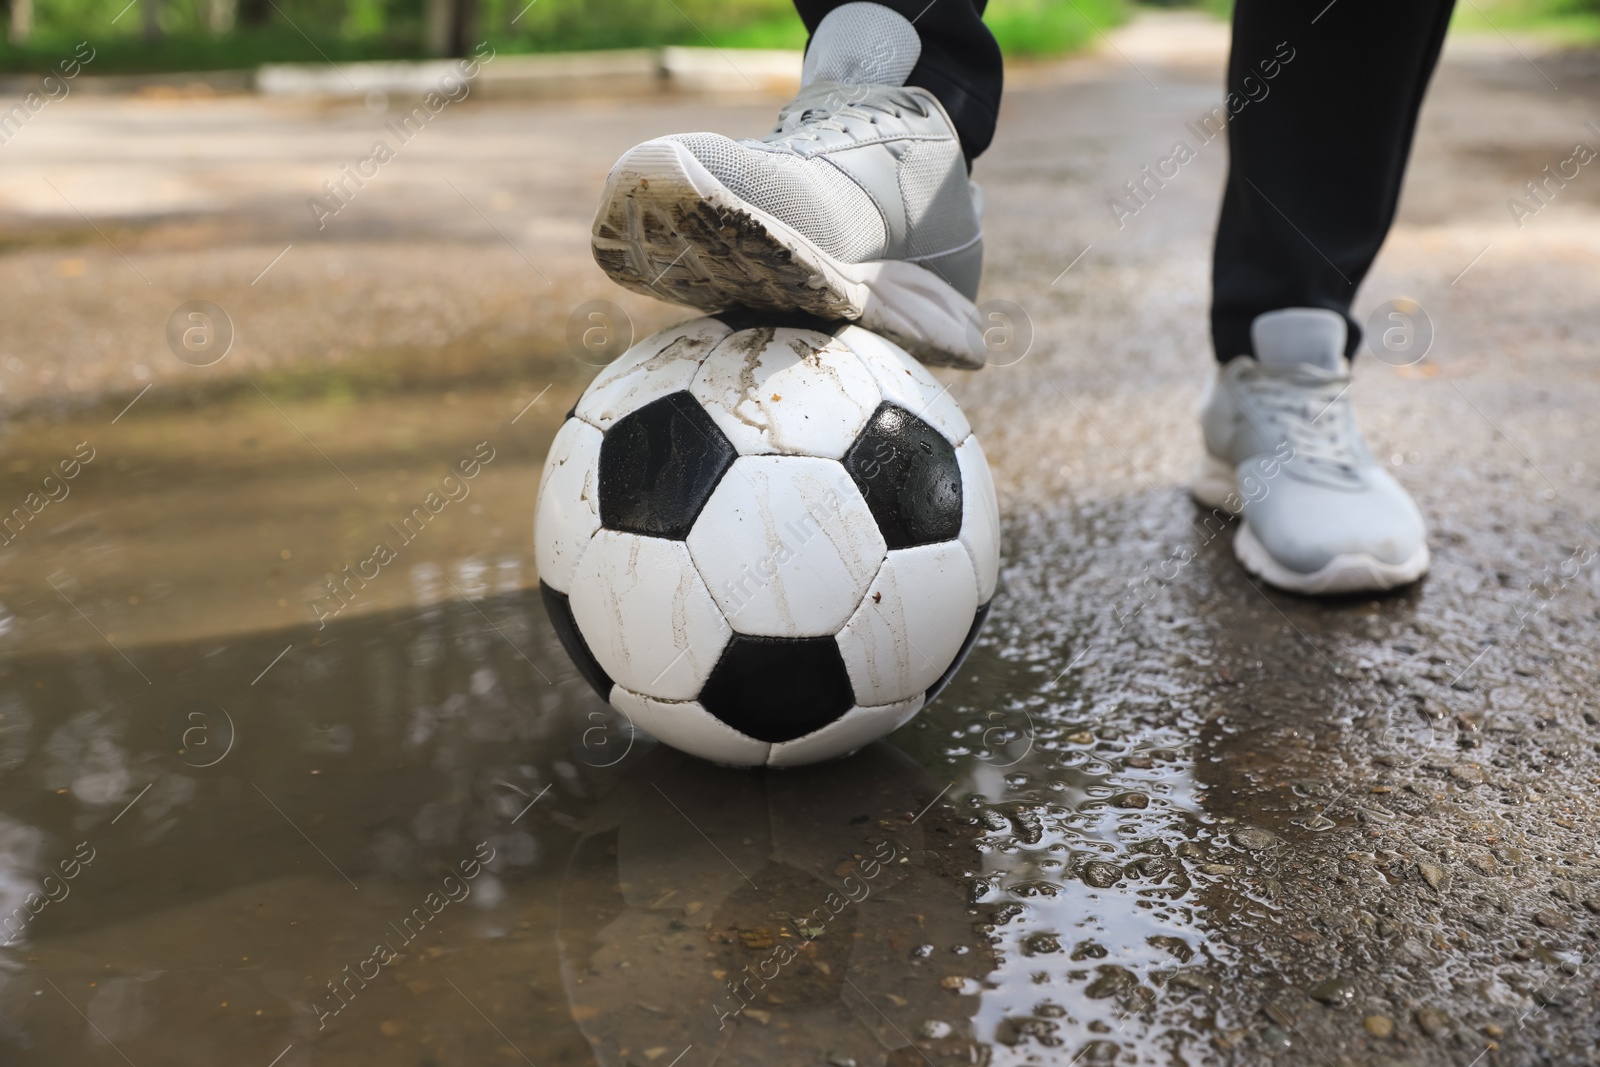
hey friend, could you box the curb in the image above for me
[659,47,802,96]
[0,68,252,96]
[474,49,660,100]
[256,58,473,98]
[475,47,801,99]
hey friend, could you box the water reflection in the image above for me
[912,494,1255,1066]
[559,744,990,1066]
[925,661,1224,1064]
[0,586,587,1063]
[0,581,998,1065]
[5,502,1215,1066]
[0,486,1451,1065]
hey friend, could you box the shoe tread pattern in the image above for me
[592,172,859,324]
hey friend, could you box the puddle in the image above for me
[4,334,1596,1067]
[0,378,1250,1066]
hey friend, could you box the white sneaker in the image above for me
[590,3,984,368]
[1194,308,1430,596]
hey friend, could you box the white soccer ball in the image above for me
[535,314,999,767]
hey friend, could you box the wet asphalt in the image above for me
[1,11,1599,1066]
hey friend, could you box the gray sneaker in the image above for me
[590,2,984,368]
[1193,308,1430,595]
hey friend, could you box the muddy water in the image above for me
[0,371,1340,1067]
[0,407,1240,1067]
[9,373,1588,1067]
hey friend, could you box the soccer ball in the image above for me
[534,314,999,767]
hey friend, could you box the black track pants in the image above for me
[795,0,1456,360]
[792,0,1004,159]
[1211,0,1457,359]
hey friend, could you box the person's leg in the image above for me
[792,0,1003,160]
[592,1,1002,369]
[1211,0,1457,360]
[1196,0,1455,595]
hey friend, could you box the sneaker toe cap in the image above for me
[1242,466,1427,575]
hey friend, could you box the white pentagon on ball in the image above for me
[534,315,1000,768]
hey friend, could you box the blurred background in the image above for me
[1,0,1594,74]
[0,0,1131,70]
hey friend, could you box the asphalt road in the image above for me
[1,12,1599,1067]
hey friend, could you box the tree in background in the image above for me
[426,0,475,55]
[238,0,273,27]
[0,0,1131,72]
[208,0,238,34]
[8,0,32,45]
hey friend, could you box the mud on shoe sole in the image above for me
[591,138,982,369]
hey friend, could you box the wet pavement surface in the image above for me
[3,12,1600,1066]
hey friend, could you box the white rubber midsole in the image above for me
[1190,452,1430,596]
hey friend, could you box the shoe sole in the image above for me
[1190,454,1430,596]
[590,138,984,369]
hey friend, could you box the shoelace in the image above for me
[766,85,930,146]
[1231,362,1360,470]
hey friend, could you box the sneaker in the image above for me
[1193,308,1430,595]
[590,2,984,369]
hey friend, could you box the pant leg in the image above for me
[792,0,1004,159]
[1211,0,1457,361]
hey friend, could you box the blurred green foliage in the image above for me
[986,0,1124,55]
[1452,0,1600,42]
[1200,0,1600,40]
[503,0,804,51]
[0,32,430,74]
[5,0,1597,77]
[0,0,1130,74]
